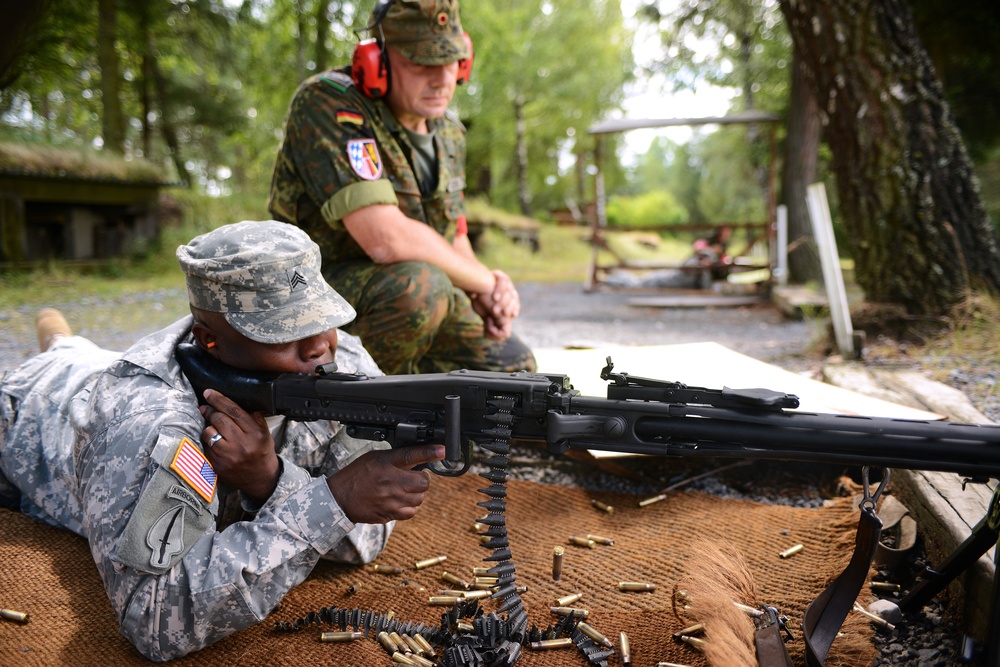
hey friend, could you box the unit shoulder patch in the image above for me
[347,138,384,181]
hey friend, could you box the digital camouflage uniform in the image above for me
[268,0,536,375]
[0,221,392,661]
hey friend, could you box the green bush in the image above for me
[605,191,688,228]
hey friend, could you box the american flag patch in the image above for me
[170,438,217,502]
[347,138,383,181]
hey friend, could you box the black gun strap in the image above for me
[801,505,882,667]
[755,623,795,667]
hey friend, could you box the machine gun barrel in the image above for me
[176,343,1000,479]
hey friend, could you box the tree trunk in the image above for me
[313,0,329,71]
[778,0,1000,315]
[149,56,191,186]
[781,50,823,284]
[514,94,532,216]
[98,0,125,153]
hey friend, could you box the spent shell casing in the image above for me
[0,609,29,623]
[472,567,492,576]
[591,499,614,513]
[474,576,499,586]
[441,571,469,589]
[853,602,896,630]
[733,602,764,618]
[620,631,632,665]
[414,555,447,569]
[657,663,695,667]
[439,589,468,596]
[550,606,589,618]
[569,536,596,549]
[673,622,704,639]
[428,596,463,606]
[391,652,417,665]
[680,635,707,650]
[577,622,614,648]
[471,522,489,533]
[320,631,363,642]
[871,581,900,593]
[779,544,804,558]
[463,590,493,600]
[456,622,475,632]
[346,583,361,594]
[401,579,426,591]
[555,592,583,606]
[618,581,656,592]
[530,638,575,650]
[639,493,668,507]
[373,564,404,575]
[515,585,528,594]
[552,546,565,581]
[586,533,615,545]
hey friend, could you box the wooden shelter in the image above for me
[0,143,173,265]
[585,111,782,291]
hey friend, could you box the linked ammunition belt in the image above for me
[275,394,616,666]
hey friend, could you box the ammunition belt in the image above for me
[275,393,615,666]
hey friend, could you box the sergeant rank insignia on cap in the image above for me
[347,138,383,180]
[337,109,364,126]
[170,438,217,502]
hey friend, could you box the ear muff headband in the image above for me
[350,0,475,98]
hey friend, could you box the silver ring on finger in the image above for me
[208,433,224,447]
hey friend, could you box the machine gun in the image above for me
[176,343,1000,666]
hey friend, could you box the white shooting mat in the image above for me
[533,342,942,459]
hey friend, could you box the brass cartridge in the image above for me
[620,631,632,665]
[0,609,29,623]
[414,555,447,569]
[618,581,656,592]
[552,546,565,581]
[428,596,463,606]
[530,638,575,650]
[591,499,614,513]
[549,606,589,618]
[373,564,404,575]
[555,592,583,606]
[779,544,804,558]
[320,631,362,642]
[441,571,470,589]
[586,534,614,546]
[577,621,614,648]
[569,536,596,549]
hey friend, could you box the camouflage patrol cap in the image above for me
[176,220,356,344]
[380,0,470,65]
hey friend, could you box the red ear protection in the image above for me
[352,38,391,99]
[456,32,474,86]
[351,31,475,98]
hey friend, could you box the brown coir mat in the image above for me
[0,473,876,666]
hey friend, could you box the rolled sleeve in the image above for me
[321,179,398,228]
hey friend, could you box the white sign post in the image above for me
[806,182,857,358]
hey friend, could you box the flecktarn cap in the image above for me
[380,0,470,65]
[176,220,355,344]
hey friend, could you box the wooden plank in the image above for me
[871,369,994,424]
[806,183,856,357]
[821,364,929,411]
[627,295,764,309]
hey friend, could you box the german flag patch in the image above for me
[337,109,365,126]
[169,438,217,502]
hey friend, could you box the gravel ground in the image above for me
[0,281,993,665]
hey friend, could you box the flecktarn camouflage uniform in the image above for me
[268,0,535,375]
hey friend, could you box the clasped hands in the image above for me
[470,269,521,340]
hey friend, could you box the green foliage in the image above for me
[457,0,634,213]
[605,190,688,228]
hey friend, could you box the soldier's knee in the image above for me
[391,262,454,315]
